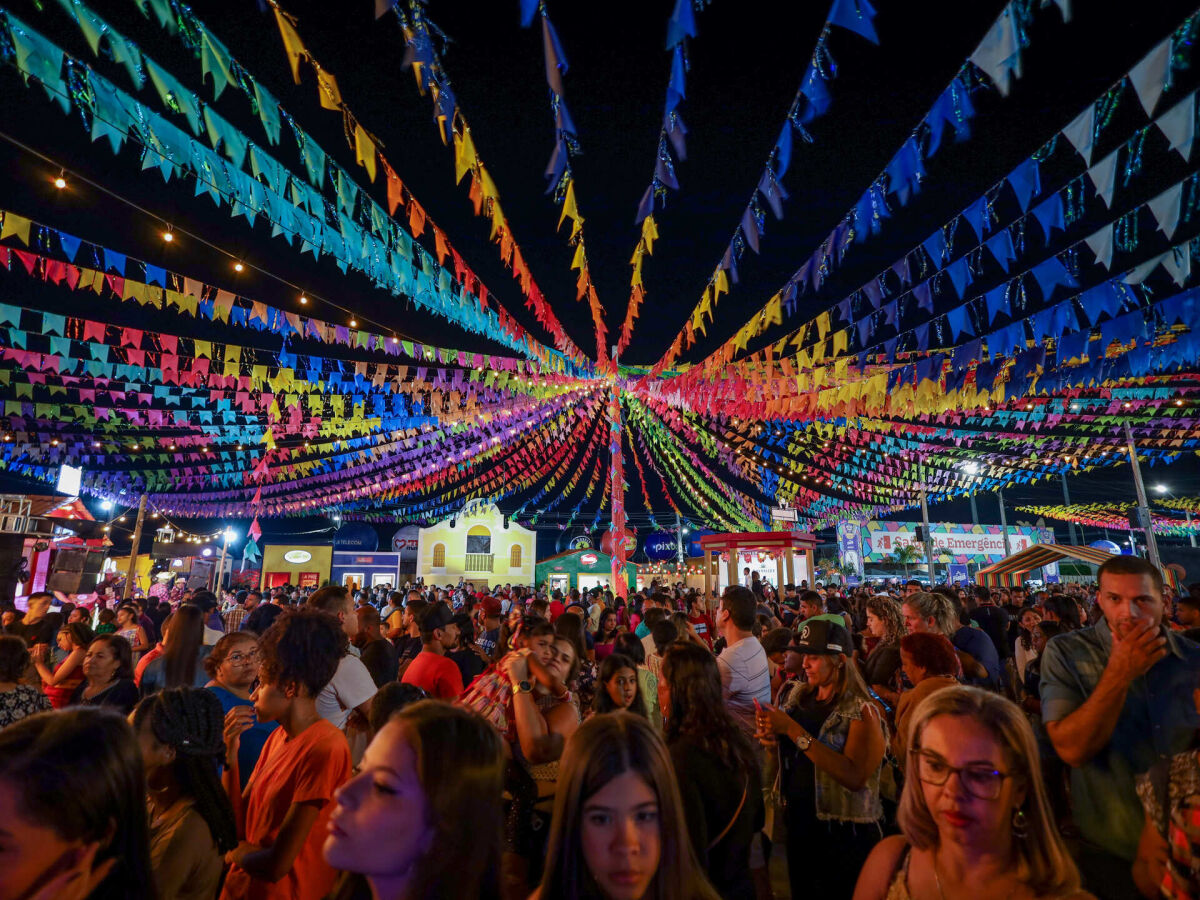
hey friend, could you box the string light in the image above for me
[299,294,308,305]
[233,261,245,272]
[53,171,66,189]
[162,227,174,242]
[350,318,358,328]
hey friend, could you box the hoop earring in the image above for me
[1011,807,1029,839]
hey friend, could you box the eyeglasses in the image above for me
[225,651,261,665]
[911,749,1010,800]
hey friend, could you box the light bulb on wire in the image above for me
[53,171,67,190]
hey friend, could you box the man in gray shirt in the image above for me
[716,584,772,734]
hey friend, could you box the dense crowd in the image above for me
[0,554,1194,900]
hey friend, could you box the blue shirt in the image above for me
[951,625,1001,689]
[207,684,278,791]
[1040,619,1200,860]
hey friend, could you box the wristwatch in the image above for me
[792,730,813,752]
[513,680,533,694]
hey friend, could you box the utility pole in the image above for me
[998,490,1012,557]
[675,511,685,577]
[122,494,147,600]
[1061,473,1078,545]
[919,489,935,583]
[1124,421,1162,570]
[216,532,230,594]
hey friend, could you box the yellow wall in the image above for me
[417,504,536,588]
[259,545,333,590]
[104,554,155,594]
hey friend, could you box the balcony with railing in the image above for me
[464,553,494,572]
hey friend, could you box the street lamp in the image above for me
[1154,484,1196,547]
[216,528,238,593]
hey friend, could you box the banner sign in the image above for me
[858,522,1053,565]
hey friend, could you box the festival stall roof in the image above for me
[697,532,818,595]
[976,544,1116,588]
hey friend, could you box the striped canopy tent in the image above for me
[976,543,1116,588]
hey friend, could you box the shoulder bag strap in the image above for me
[707,778,749,851]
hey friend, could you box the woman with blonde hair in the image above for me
[853,685,1090,900]
[755,616,887,899]
[536,712,721,900]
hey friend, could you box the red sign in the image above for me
[299,572,321,589]
[580,553,599,567]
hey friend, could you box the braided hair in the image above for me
[132,688,237,853]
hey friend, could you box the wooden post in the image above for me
[703,549,712,597]
[122,495,147,600]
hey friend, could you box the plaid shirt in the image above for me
[223,607,248,632]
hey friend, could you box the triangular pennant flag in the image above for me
[1148,183,1183,239]
[1162,244,1191,287]
[1086,149,1119,208]
[1156,93,1196,161]
[1061,104,1095,164]
[828,0,879,44]
[1128,38,1171,117]
[1083,223,1114,270]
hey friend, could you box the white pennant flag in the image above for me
[1124,252,1168,285]
[1148,183,1183,239]
[1084,223,1114,270]
[1061,105,1095,163]
[1129,38,1171,117]
[1156,93,1196,161]
[1086,148,1119,207]
[1162,244,1191,287]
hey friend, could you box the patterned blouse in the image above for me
[0,684,52,729]
[1136,748,1200,899]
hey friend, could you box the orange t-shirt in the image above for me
[220,718,351,900]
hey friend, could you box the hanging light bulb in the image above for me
[350,318,358,328]
[299,294,308,305]
[53,171,67,189]
[162,228,174,243]
[233,261,245,273]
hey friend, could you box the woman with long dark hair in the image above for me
[536,712,721,900]
[141,605,211,693]
[0,706,155,899]
[133,688,237,899]
[593,653,646,718]
[324,700,506,900]
[663,642,764,899]
[595,610,621,662]
[32,622,92,708]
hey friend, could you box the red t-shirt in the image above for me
[221,718,351,900]
[548,599,565,622]
[688,613,715,647]
[401,649,465,699]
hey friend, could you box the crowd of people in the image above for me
[0,554,1194,899]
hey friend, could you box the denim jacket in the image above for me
[812,691,885,823]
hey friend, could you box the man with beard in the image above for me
[1041,555,1200,899]
[400,602,464,699]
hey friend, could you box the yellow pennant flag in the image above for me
[316,69,342,110]
[0,213,31,245]
[641,215,658,254]
[354,124,377,182]
[454,128,477,184]
[558,180,578,231]
[272,8,306,83]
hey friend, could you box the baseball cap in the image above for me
[481,596,503,617]
[788,615,852,655]
[419,603,455,633]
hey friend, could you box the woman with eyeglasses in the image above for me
[852,685,1089,900]
[204,632,277,790]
